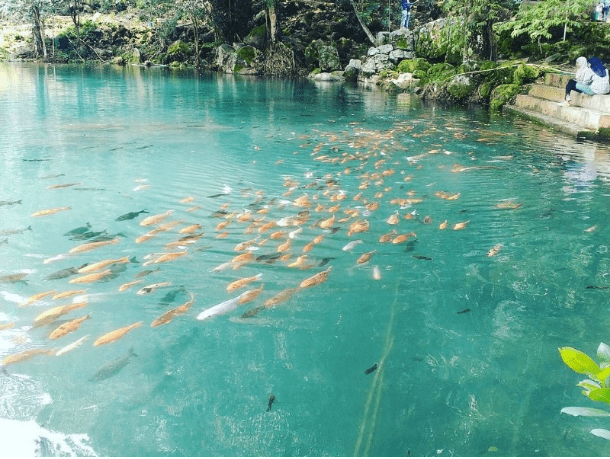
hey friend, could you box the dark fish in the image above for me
[23,158,50,162]
[39,173,65,179]
[208,193,225,199]
[241,305,266,319]
[330,227,341,234]
[0,200,21,206]
[319,257,335,267]
[267,394,276,412]
[73,187,106,191]
[457,308,471,314]
[70,230,107,241]
[63,223,92,237]
[135,268,161,279]
[412,255,433,261]
[158,286,188,306]
[0,238,7,246]
[586,286,608,290]
[404,239,418,253]
[365,363,378,374]
[102,263,128,281]
[115,210,149,221]
[256,253,282,264]
[45,264,88,281]
[90,347,136,382]
[211,210,228,217]
[0,225,32,236]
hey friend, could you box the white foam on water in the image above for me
[0,417,97,457]
[0,290,29,304]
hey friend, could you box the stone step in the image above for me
[514,94,610,130]
[528,83,610,111]
[503,104,595,139]
[545,73,573,88]
[528,84,565,103]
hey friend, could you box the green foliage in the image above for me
[249,25,266,37]
[426,63,456,83]
[512,63,539,86]
[495,0,593,45]
[168,40,189,55]
[233,64,244,73]
[489,83,519,111]
[396,58,431,74]
[560,343,610,441]
[447,78,474,99]
[236,46,255,64]
[479,81,493,99]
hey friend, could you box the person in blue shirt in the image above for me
[401,0,413,29]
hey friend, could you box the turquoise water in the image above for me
[2,63,610,456]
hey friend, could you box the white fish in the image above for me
[43,253,68,264]
[289,227,303,239]
[56,334,89,356]
[196,294,244,321]
[276,216,294,227]
[342,240,363,251]
[212,261,234,272]
[372,265,382,280]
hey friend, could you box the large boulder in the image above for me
[305,39,341,72]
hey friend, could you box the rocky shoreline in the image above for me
[0,6,548,111]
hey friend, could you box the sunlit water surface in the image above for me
[2,63,610,456]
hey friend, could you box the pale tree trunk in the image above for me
[31,4,47,58]
[348,0,376,45]
[265,0,279,44]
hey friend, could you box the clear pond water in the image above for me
[2,63,610,456]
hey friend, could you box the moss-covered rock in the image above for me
[513,63,539,86]
[168,40,190,56]
[447,75,474,100]
[479,81,493,99]
[236,46,256,65]
[427,63,455,83]
[396,58,430,74]
[490,84,520,111]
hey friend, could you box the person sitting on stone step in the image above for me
[563,56,594,105]
[587,56,610,95]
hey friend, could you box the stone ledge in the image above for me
[504,104,597,139]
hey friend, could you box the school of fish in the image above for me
[0,120,522,381]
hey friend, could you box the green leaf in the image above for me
[561,407,610,417]
[559,347,601,376]
[587,388,610,404]
[591,429,610,440]
[597,367,610,386]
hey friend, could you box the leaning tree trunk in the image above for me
[31,4,47,59]
[348,0,376,46]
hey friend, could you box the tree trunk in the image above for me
[265,0,279,45]
[209,0,252,43]
[192,15,201,68]
[348,0,376,46]
[31,5,47,59]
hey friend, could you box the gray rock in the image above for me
[378,44,394,54]
[389,49,413,63]
[317,43,341,72]
[367,47,380,57]
[314,72,343,81]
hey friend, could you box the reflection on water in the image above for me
[2,63,610,456]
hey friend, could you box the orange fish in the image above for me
[319,215,336,229]
[453,220,470,230]
[31,206,71,217]
[179,224,202,234]
[140,210,173,227]
[119,279,143,292]
[69,237,120,254]
[357,250,375,264]
[264,287,301,307]
[3,348,55,367]
[386,212,399,225]
[277,239,291,253]
[33,301,88,327]
[49,314,91,340]
[52,289,87,300]
[300,267,332,289]
[237,285,264,305]
[486,243,503,257]
[20,290,57,307]
[93,321,143,346]
[227,273,263,292]
[151,294,195,327]
[439,220,448,230]
[69,269,112,284]
[78,256,130,274]
[143,250,187,267]
[302,242,314,253]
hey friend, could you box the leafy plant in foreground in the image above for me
[559,343,610,440]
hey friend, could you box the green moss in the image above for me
[310,68,322,76]
[169,60,182,68]
[490,84,520,111]
[479,81,493,99]
[513,63,539,86]
[249,25,266,37]
[233,64,244,73]
[236,46,256,64]
[168,41,190,56]
[395,37,408,50]
[396,58,430,74]
[448,81,473,99]
[480,61,498,71]
[427,63,455,83]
